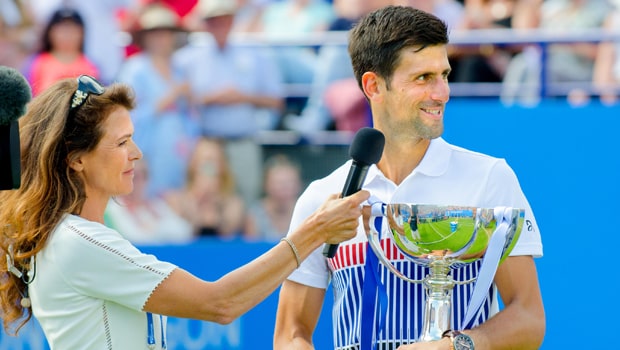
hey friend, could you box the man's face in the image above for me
[204,14,234,46]
[379,45,451,142]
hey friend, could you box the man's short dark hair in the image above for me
[348,6,449,91]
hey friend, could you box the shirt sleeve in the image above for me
[483,159,543,258]
[50,218,177,311]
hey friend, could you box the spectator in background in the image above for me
[183,0,274,33]
[592,0,620,105]
[259,0,336,91]
[105,159,194,245]
[29,0,136,84]
[283,0,377,134]
[119,0,199,56]
[116,2,198,198]
[402,0,463,28]
[25,8,99,96]
[174,0,285,206]
[233,0,272,33]
[449,0,515,84]
[323,77,370,132]
[244,154,303,241]
[0,0,37,71]
[159,0,198,18]
[502,0,611,105]
[165,137,247,239]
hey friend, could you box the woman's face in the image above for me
[189,140,224,194]
[265,165,301,202]
[72,106,142,202]
[49,20,83,52]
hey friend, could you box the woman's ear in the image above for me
[68,155,84,172]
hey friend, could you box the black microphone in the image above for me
[0,66,32,190]
[323,127,385,258]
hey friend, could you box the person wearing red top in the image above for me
[26,8,99,96]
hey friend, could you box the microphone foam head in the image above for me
[0,66,32,126]
[349,127,385,165]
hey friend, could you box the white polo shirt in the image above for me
[287,137,543,349]
[29,214,177,349]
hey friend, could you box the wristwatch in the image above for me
[442,330,475,350]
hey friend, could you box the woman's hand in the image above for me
[302,190,370,245]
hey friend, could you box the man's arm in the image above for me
[468,255,545,349]
[274,280,326,349]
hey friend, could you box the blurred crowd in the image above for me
[2,0,619,244]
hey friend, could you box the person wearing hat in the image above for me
[25,7,99,96]
[116,2,199,199]
[174,0,285,207]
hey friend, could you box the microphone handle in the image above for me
[0,121,21,190]
[322,162,369,258]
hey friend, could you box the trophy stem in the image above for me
[419,258,454,342]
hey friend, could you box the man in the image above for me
[274,5,545,350]
[174,0,285,206]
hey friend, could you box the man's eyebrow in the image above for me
[411,68,452,77]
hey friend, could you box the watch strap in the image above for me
[442,330,459,350]
[442,329,462,338]
[442,330,475,350]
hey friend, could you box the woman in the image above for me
[244,154,303,241]
[26,7,99,96]
[0,75,368,349]
[165,137,246,238]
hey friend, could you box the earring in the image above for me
[20,288,31,308]
[5,245,32,308]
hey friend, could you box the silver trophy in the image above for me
[367,203,524,341]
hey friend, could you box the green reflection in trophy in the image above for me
[368,204,524,341]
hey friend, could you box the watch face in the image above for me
[453,333,475,350]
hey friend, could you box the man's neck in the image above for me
[377,138,430,186]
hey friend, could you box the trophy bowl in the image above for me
[367,203,524,341]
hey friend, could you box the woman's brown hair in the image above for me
[0,77,135,334]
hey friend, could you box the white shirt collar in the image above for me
[414,137,452,177]
[364,137,452,185]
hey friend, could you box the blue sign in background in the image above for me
[1,99,618,349]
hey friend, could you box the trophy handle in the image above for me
[460,206,516,329]
[367,202,424,285]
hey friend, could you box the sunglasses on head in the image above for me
[70,75,105,111]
